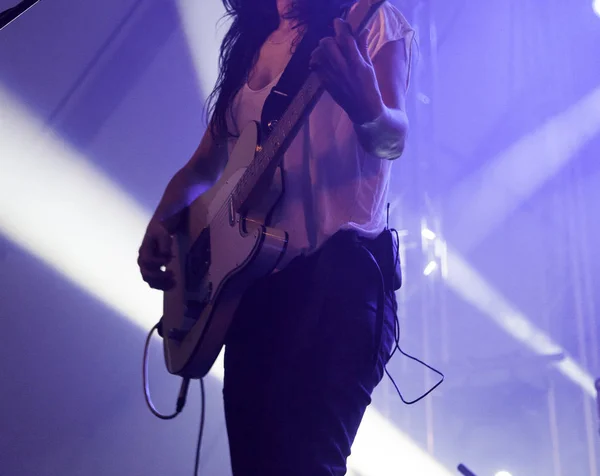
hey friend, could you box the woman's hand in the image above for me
[138,219,175,290]
[309,18,384,125]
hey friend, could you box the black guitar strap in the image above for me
[260,21,335,135]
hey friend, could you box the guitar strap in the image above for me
[260,20,335,135]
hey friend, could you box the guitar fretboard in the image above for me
[232,73,323,212]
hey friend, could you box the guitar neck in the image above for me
[232,0,386,213]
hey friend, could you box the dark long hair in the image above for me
[206,0,356,141]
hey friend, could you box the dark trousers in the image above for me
[223,231,397,475]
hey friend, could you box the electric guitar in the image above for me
[162,0,387,379]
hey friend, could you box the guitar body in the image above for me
[162,122,288,378]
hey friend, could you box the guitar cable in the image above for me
[143,323,206,476]
[383,226,445,404]
[377,204,445,405]
[143,323,187,419]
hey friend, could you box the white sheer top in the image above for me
[228,3,414,268]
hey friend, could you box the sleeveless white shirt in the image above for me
[228,3,414,268]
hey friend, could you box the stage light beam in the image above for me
[349,407,453,476]
[0,86,161,331]
[447,85,600,253]
[446,247,596,397]
[175,0,227,97]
